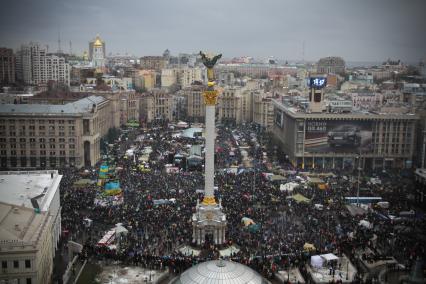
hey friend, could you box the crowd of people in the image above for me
[58,123,425,283]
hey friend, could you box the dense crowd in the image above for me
[58,123,425,283]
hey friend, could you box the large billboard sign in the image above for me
[305,120,373,153]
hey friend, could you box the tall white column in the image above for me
[204,105,215,199]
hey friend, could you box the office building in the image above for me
[316,56,345,75]
[139,90,174,124]
[16,43,70,86]
[0,170,62,284]
[272,95,418,170]
[139,56,167,71]
[0,48,15,84]
[0,96,113,169]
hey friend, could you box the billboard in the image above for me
[305,120,372,153]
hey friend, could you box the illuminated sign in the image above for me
[309,77,327,89]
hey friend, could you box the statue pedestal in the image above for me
[192,201,227,246]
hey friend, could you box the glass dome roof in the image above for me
[173,260,268,284]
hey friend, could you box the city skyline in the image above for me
[0,0,425,62]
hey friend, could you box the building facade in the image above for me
[139,90,174,124]
[0,96,113,169]
[183,84,206,123]
[253,91,274,130]
[316,56,346,75]
[16,43,70,86]
[272,98,418,170]
[139,56,167,71]
[0,170,62,284]
[0,48,15,84]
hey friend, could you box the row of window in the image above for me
[1,259,31,269]
[2,138,75,143]
[1,150,75,156]
[1,119,75,124]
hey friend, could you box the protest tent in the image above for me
[280,182,299,192]
[320,253,339,262]
[311,255,323,268]
[303,243,316,252]
[286,193,311,204]
[358,220,373,229]
[241,217,255,227]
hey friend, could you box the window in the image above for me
[40,144,46,149]
[25,260,30,268]
[39,138,45,143]
[26,278,32,284]
[59,138,65,143]
[39,126,45,130]
[13,260,19,268]
[69,144,75,149]
[50,144,55,149]
[48,120,55,124]
[2,261,7,269]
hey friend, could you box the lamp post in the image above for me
[357,153,361,207]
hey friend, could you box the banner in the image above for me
[305,120,372,153]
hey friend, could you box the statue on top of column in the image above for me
[199,51,222,84]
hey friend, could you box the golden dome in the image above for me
[93,35,103,47]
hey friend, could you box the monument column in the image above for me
[202,90,218,205]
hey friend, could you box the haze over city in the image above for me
[1,0,426,62]
[1,1,426,284]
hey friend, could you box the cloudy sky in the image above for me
[0,0,425,62]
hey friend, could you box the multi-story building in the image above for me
[139,90,174,124]
[350,90,383,108]
[217,87,244,125]
[0,48,15,84]
[0,170,62,284]
[272,96,418,170]
[139,56,167,71]
[178,67,204,88]
[253,91,274,130]
[0,96,113,169]
[16,43,70,86]
[161,68,178,88]
[183,84,206,123]
[316,56,346,75]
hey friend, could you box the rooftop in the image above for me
[0,95,106,116]
[0,170,62,212]
[0,202,48,248]
[273,97,418,119]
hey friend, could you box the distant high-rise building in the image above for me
[89,34,106,71]
[316,56,345,75]
[0,48,15,84]
[16,43,70,86]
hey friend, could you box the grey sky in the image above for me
[0,0,425,62]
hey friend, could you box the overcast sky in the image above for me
[0,0,425,62]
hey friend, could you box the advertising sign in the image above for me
[308,77,327,89]
[305,120,372,153]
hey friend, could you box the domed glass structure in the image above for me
[172,260,268,284]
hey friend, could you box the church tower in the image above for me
[89,34,106,72]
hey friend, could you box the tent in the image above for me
[358,220,373,229]
[177,121,189,128]
[241,217,255,227]
[269,175,286,182]
[308,177,324,184]
[311,255,323,268]
[114,223,129,237]
[280,182,299,192]
[287,193,310,204]
[303,243,316,252]
[73,179,94,187]
[320,253,339,262]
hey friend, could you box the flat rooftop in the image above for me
[0,202,48,247]
[0,95,106,116]
[0,170,62,212]
[273,98,418,120]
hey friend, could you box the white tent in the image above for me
[320,253,339,262]
[280,182,299,192]
[311,255,323,268]
[358,220,373,229]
